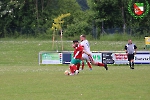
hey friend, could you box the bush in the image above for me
[99,33,144,41]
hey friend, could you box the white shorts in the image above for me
[82,53,94,62]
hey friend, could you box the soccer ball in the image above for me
[64,70,70,75]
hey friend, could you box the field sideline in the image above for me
[0,40,150,100]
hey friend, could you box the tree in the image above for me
[51,13,71,50]
[87,0,150,37]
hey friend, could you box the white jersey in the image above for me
[80,40,93,61]
[80,40,91,53]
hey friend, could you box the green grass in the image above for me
[0,39,150,100]
[0,65,149,100]
[0,40,148,66]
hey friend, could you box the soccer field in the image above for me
[0,65,149,100]
[0,40,149,100]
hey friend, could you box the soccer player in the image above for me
[81,59,92,70]
[124,40,137,69]
[76,58,92,70]
[69,40,91,75]
[79,34,108,71]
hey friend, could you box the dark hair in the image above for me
[73,40,78,43]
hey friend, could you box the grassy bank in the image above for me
[0,40,148,66]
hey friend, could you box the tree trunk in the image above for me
[36,0,39,24]
[121,1,126,34]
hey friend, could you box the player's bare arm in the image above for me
[83,50,91,56]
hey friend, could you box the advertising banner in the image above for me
[62,53,102,64]
[113,53,128,64]
[92,53,102,63]
[62,53,72,64]
[145,37,150,48]
[145,37,150,45]
[39,51,150,65]
[102,53,114,64]
[41,53,62,64]
[135,53,150,64]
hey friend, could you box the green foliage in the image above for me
[88,0,150,37]
[0,0,149,39]
[99,33,144,41]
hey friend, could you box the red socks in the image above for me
[87,61,92,69]
[96,62,104,67]
[76,63,80,70]
[82,61,92,70]
[82,62,84,70]
[70,65,77,73]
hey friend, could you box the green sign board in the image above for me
[92,53,102,63]
[41,53,62,64]
[71,53,102,63]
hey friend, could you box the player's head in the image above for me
[128,39,132,44]
[72,40,79,47]
[80,34,86,41]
